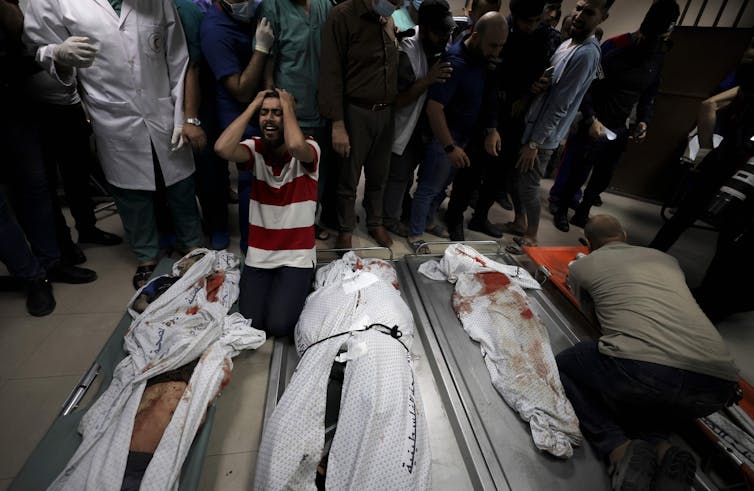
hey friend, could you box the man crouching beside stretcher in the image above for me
[215,89,319,338]
[556,214,741,491]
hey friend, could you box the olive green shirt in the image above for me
[569,242,739,382]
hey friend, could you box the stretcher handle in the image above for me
[317,246,394,261]
[414,240,503,255]
[60,362,101,416]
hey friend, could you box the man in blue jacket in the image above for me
[512,0,613,248]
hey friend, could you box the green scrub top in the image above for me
[262,0,331,128]
[174,0,204,63]
[108,0,122,16]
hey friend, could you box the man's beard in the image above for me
[261,134,284,149]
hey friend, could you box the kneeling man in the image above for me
[216,89,319,337]
[557,214,740,491]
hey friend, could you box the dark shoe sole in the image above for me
[653,446,695,491]
[610,440,657,491]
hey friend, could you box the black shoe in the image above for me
[447,222,465,242]
[570,211,589,229]
[594,195,603,207]
[468,217,503,238]
[549,201,560,215]
[554,211,570,232]
[26,277,55,316]
[77,227,123,246]
[61,243,87,266]
[609,440,657,491]
[47,264,98,284]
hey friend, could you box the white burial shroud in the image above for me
[255,252,432,490]
[49,249,266,491]
[420,244,582,458]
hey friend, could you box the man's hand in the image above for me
[530,75,551,96]
[588,118,606,140]
[332,121,350,158]
[426,61,452,85]
[629,122,648,142]
[448,146,471,168]
[251,89,268,108]
[254,17,274,54]
[53,36,98,68]
[484,129,501,157]
[277,88,296,112]
[182,124,207,151]
[516,144,538,173]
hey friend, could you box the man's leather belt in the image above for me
[349,100,392,111]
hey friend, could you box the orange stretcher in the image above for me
[524,245,754,486]
[522,246,588,306]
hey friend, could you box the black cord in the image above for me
[301,323,408,358]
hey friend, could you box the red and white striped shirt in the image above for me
[240,137,320,269]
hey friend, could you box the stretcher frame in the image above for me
[10,259,215,491]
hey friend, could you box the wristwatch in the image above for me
[528,141,540,150]
[444,143,456,154]
[185,117,202,127]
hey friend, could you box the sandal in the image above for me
[315,224,330,241]
[408,239,429,254]
[506,236,537,256]
[513,236,537,248]
[498,222,526,236]
[133,264,157,290]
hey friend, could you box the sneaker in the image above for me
[609,440,657,491]
[77,227,123,246]
[26,277,55,316]
[468,217,503,238]
[653,446,695,491]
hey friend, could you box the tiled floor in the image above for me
[0,177,748,490]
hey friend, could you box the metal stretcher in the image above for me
[9,259,214,491]
[262,244,610,490]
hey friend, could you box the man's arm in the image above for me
[182,61,207,150]
[426,100,469,168]
[278,89,315,163]
[566,263,599,326]
[319,8,350,157]
[698,86,739,150]
[223,18,274,103]
[164,0,191,138]
[395,58,452,108]
[215,90,268,163]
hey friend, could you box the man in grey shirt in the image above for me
[557,214,740,491]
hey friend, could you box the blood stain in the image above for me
[520,308,533,319]
[475,271,510,295]
[185,305,200,315]
[205,272,225,302]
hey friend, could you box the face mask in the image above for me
[373,0,396,18]
[223,0,257,23]
[412,0,422,10]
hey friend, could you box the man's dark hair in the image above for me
[640,0,680,37]
[509,0,544,19]
[545,3,562,21]
[263,90,280,100]
[471,0,501,15]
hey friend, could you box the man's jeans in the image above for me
[556,340,738,458]
[513,147,555,233]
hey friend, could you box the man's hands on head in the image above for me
[53,36,98,68]
[516,144,538,173]
[332,120,350,158]
[276,88,296,112]
[254,17,274,54]
[449,146,471,168]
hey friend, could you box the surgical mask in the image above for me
[373,0,396,18]
[412,0,422,10]
[223,0,259,23]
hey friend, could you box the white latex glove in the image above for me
[53,36,98,68]
[254,17,274,54]
[171,126,185,151]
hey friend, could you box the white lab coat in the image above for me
[23,0,194,191]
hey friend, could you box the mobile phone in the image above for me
[543,66,555,78]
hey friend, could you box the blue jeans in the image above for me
[409,136,463,237]
[239,265,314,338]
[556,340,738,458]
